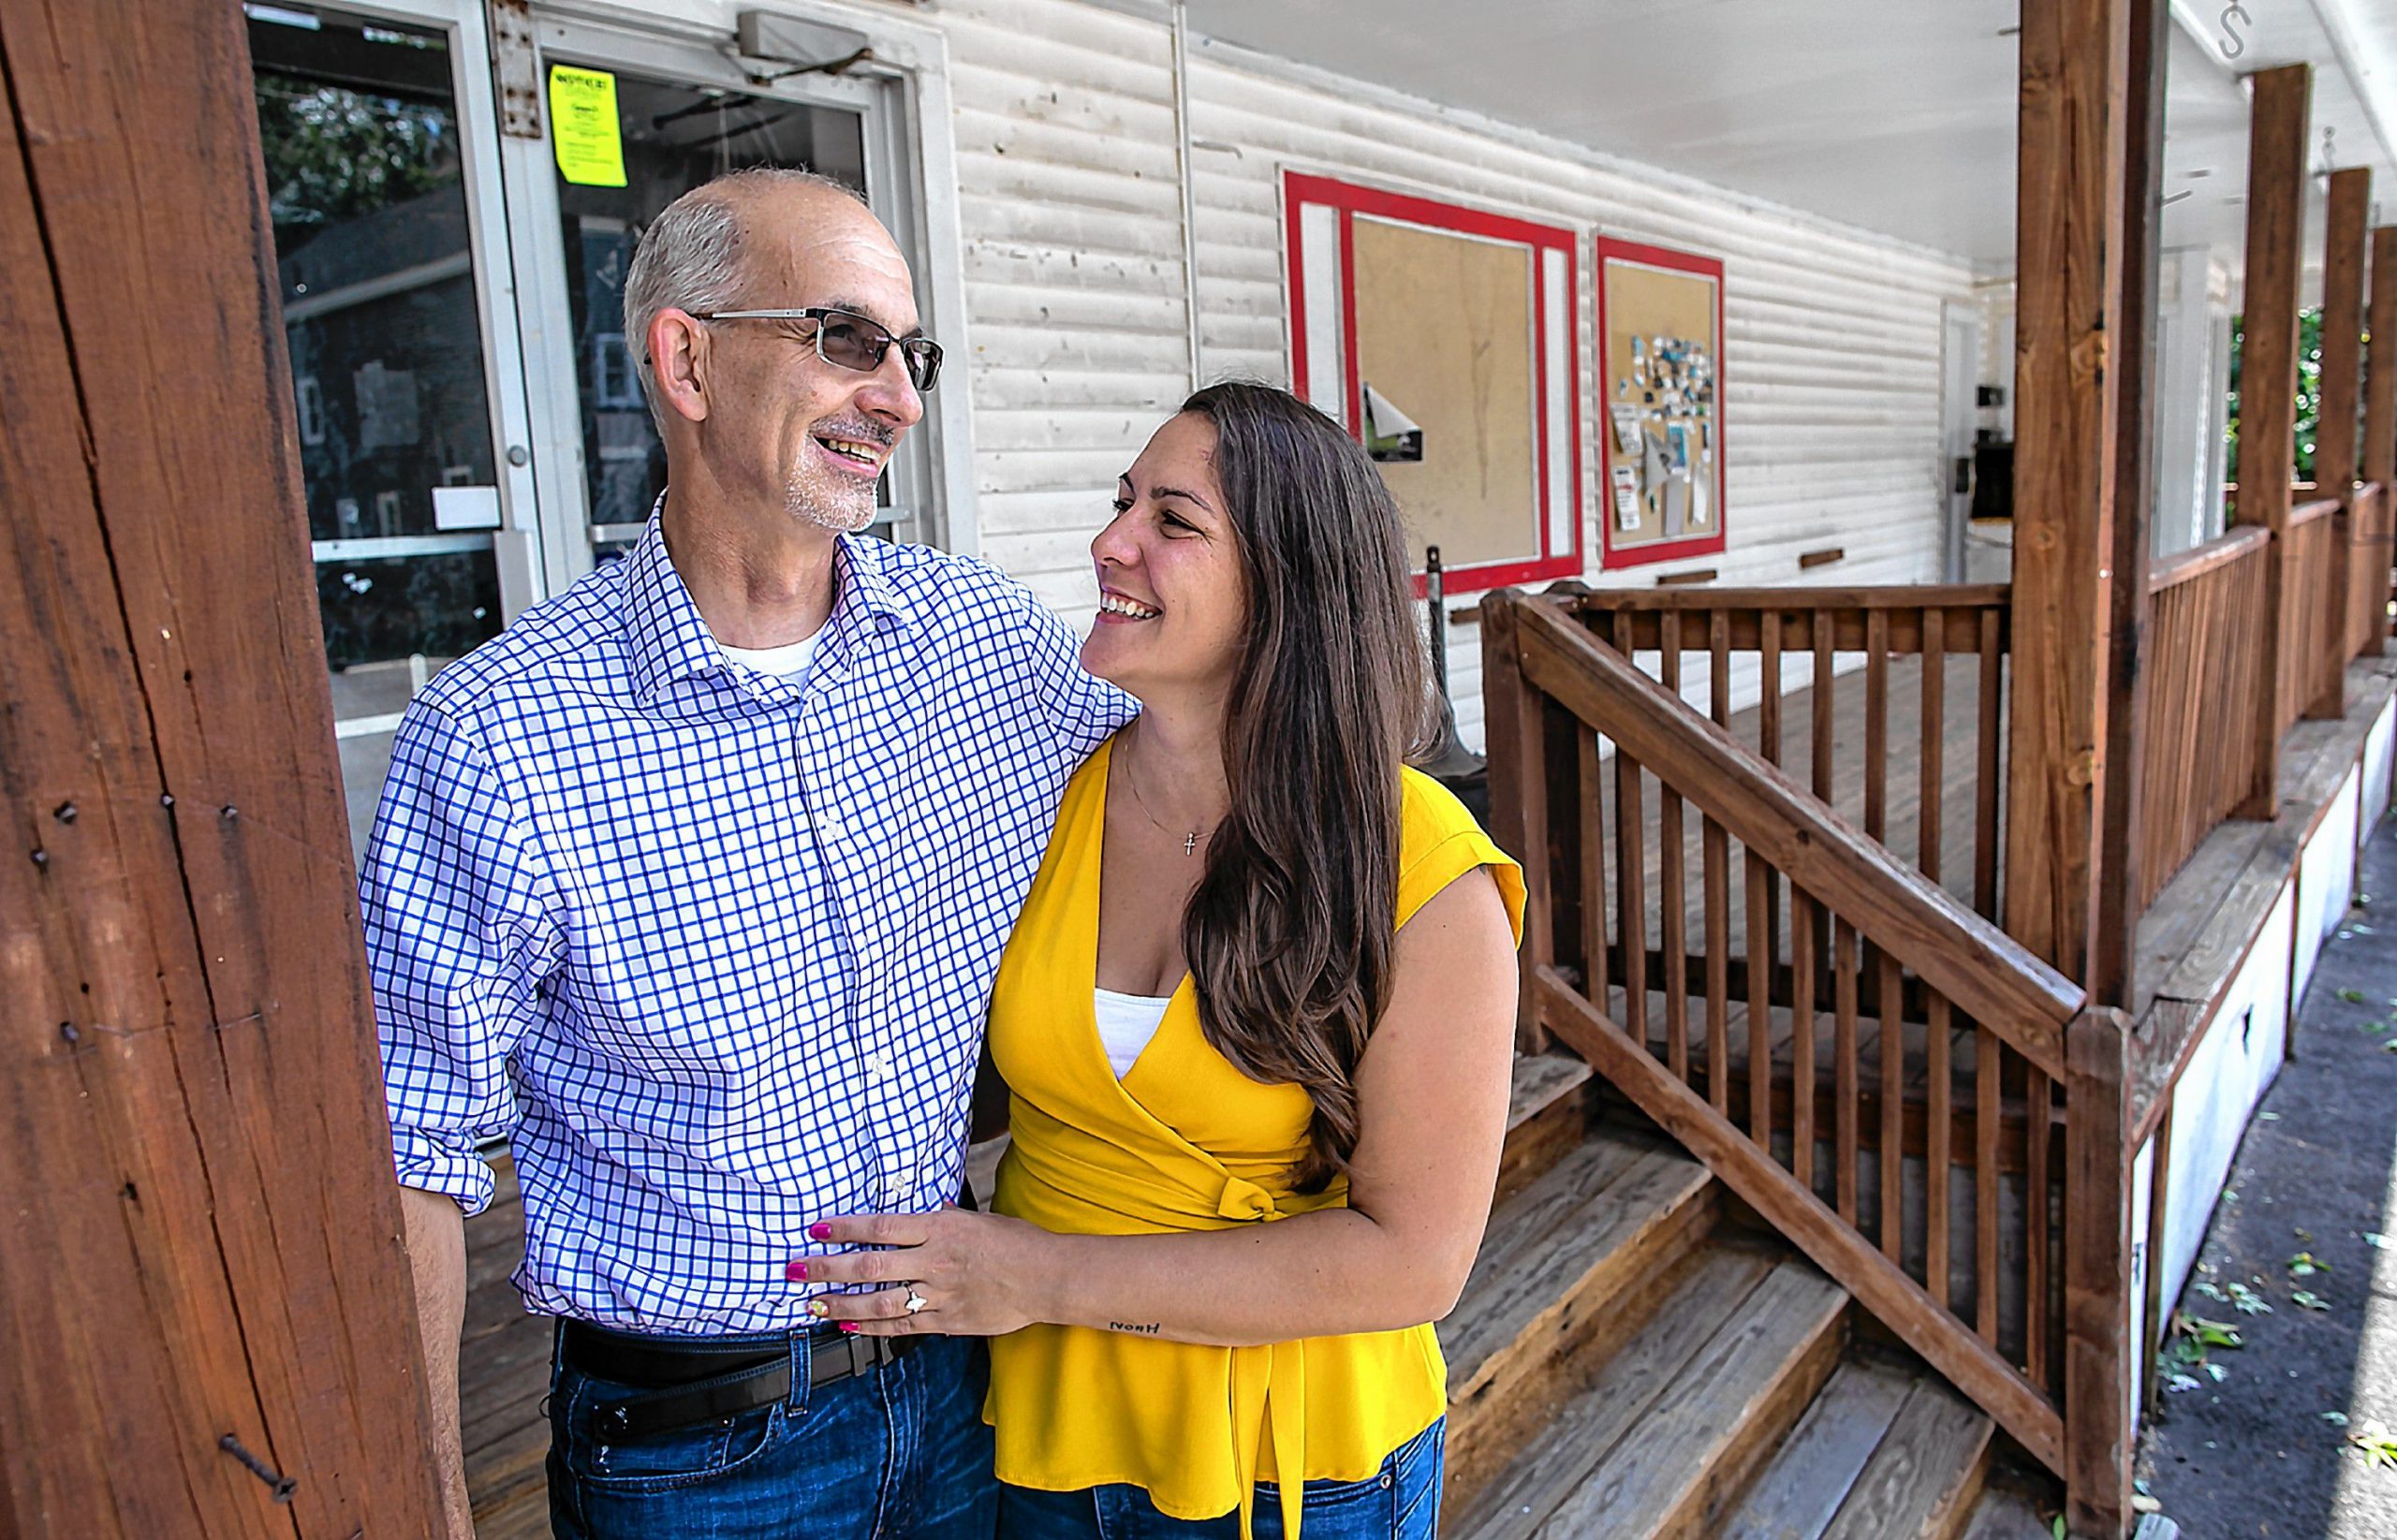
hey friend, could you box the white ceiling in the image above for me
[1184,0,2397,291]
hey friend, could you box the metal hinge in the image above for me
[490,0,543,139]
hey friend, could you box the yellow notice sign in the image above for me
[548,65,626,188]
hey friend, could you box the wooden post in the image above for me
[2009,0,2163,1532]
[2369,227,2397,489]
[2363,227,2396,640]
[2063,1007,2138,1540]
[0,2,446,1534]
[2307,168,2369,717]
[1482,592,1554,1050]
[2231,65,2313,816]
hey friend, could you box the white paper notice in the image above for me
[433,485,503,532]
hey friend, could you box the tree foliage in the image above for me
[2226,307,2323,486]
[254,73,455,242]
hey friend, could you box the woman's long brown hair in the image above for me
[1176,382,1433,1192]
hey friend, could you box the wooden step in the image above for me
[1816,1375,1993,1540]
[1955,1487,2057,1539]
[1453,1243,1848,1540]
[1441,1127,1717,1503]
[1495,1050,1596,1204]
[1719,1359,1916,1540]
[1718,1357,1993,1540]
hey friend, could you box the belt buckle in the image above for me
[842,1330,896,1378]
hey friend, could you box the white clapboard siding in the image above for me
[936,0,1977,741]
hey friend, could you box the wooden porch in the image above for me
[458,628,2397,1536]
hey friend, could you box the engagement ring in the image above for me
[904,1289,929,1314]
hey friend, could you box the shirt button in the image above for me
[816,810,845,840]
[865,1051,895,1082]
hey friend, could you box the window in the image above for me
[1284,172,1581,594]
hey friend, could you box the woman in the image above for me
[797,383,1524,1538]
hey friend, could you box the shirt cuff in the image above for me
[390,1127,499,1217]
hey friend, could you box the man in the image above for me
[362,169,1128,1539]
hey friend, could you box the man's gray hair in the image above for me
[622,168,867,424]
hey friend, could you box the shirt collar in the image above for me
[622,491,919,705]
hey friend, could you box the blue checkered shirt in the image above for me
[362,508,1131,1333]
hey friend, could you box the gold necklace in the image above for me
[1120,734,1212,857]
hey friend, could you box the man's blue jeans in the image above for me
[546,1325,997,1539]
[994,1418,1444,1539]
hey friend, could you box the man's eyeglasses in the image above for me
[693,306,943,393]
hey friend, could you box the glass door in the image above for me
[505,12,934,574]
[245,0,542,854]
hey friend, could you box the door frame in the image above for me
[273,0,551,626]
[500,0,979,584]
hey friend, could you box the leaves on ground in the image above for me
[2351,1420,2397,1471]
[2287,1251,2331,1278]
[2290,1289,2331,1312]
[2174,1311,2246,1353]
[2338,987,2369,1003]
[2324,1411,2351,1427]
[2226,1281,2274,1315]
[2365,1231,2391,1250]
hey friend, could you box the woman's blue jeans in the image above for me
[994,1418,1445,1539]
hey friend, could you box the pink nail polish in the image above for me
[787,1261,809,1282]
[838,1321,860,1335]
[808,1222,831,1240]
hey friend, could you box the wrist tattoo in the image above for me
[1108,1321,1163,1336]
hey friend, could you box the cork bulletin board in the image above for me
[1596,237,1727,569]
[1349,216,1537,570]
[1284,171,1581,594]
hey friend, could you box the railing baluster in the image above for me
[1880,948,1905,1263]
[1759,609,1783,764]
[1613,611,1649,1050]
[1813,609,1835,803]
[1790,889,1818,1196]
[1977,1026,2002,1344]
[1705,609,1733,1107]
[1747,851,1773,1150]
[1927,992,1953,1310]
[1834,917,1860,1225]
[1660,632,1689,1078]
[1866,609,1890,841]
[1976,609,2004,921]
[1921,608,1946,887]
[2025,1061,2052,1392]
[1578,726,1610,1018]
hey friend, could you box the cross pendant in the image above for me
[1184,831,1199,856]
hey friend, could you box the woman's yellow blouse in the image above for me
[983,736,1526,1536]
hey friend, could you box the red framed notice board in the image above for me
[1595,237,1727,570]
[1283,171,1582,595]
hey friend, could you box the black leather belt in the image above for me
[561,1319,926,1442]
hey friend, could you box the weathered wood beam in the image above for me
[2369,227,2397,488]
[2308,169,2370,717]
[2315,170,2371,499]
[2010,0,2168,1532]
[2091,0,2167,1013]
[0,1,445,1533]
[2006,0,2154,996]
[1480,594,1555,1052]
[2231,64,2314,815]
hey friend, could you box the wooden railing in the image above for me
[1554,587,2013,918]
[2137,526,2271,911]
[2277,498,2345,728]
[1484,592,2087,1479]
